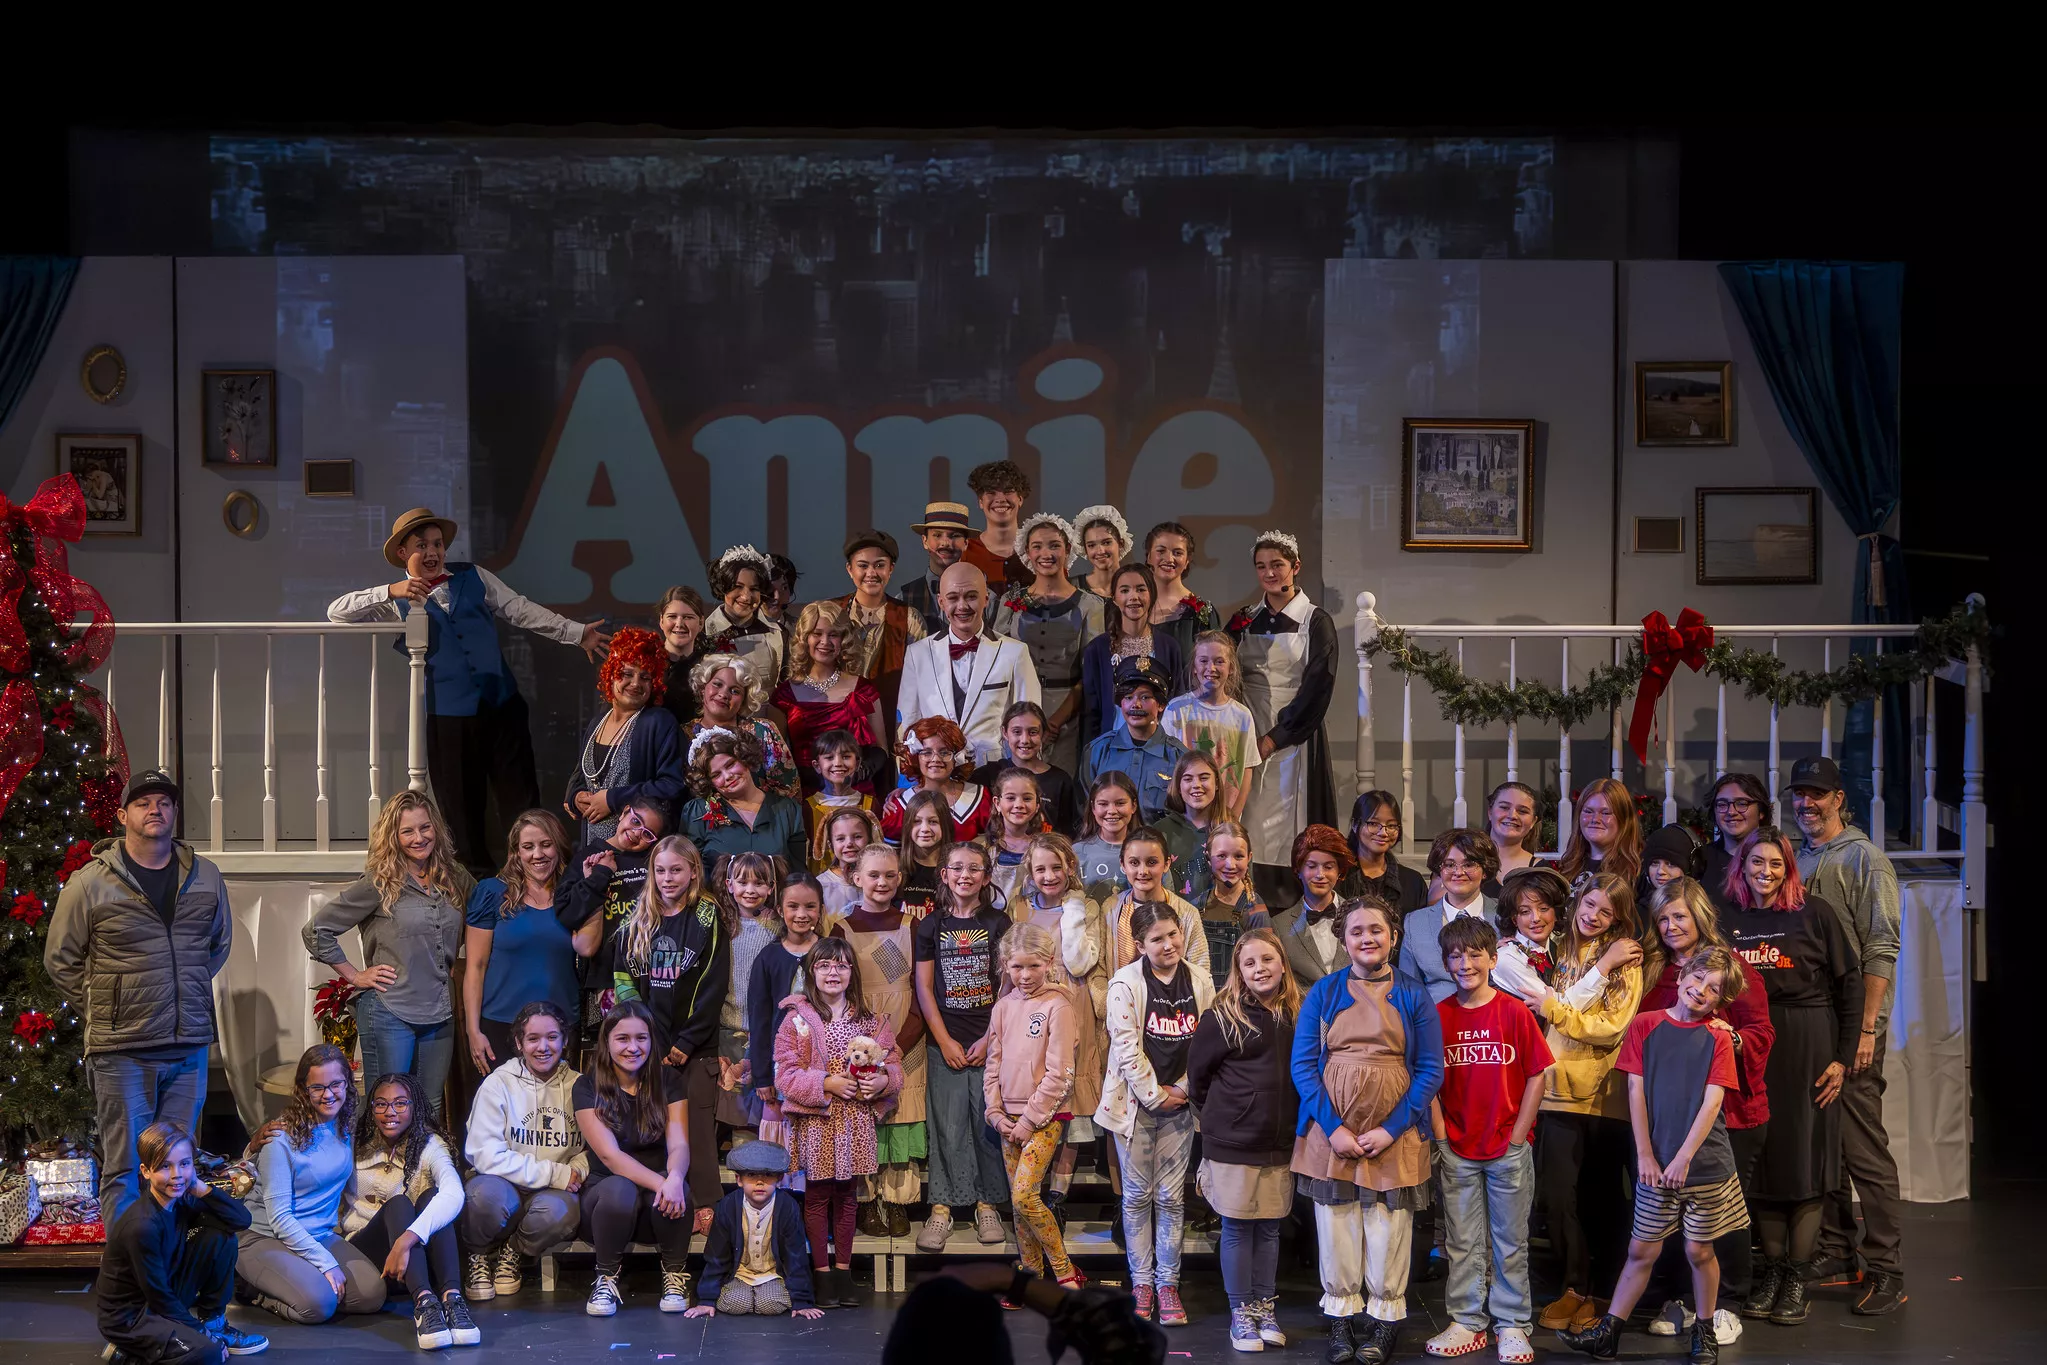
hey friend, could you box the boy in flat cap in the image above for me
[686,1140,822,1318]
[328,507,609,870]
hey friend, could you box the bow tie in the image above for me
[1305,903,1342,927]
[949,636,981,660]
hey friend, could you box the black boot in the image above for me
[1044,1191,1068,1239]
[1689,1317,1719,1365]
[1770,1268,1810,1325]
[1741,1260,1785,1319]
[886,1202,911,1238]
[1355,1315,1399,1365]
[1323,1313,1357,1364]
[856,1201,888,1238]
[1556,1311,1623,1360]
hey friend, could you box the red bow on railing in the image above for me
[1627,607,1713,763]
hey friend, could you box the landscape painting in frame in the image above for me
[1637,361,1732,445]
[1401,418,1534,552]
[1696,486,1818,585]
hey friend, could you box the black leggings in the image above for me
[1538,1111,1633,1296]
[348,1190,461,1298]
[578,1174,691,1275]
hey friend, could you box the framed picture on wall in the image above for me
[1400,418,1534,552]
[1696,486,1818,584]
[57,433,142,537]
[201,368,277,466]
[1636,361,1733,445]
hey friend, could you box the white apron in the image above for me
[1239,598,1311,868]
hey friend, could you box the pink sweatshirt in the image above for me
[982,987,1078,1131]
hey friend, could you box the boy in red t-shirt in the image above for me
[1425,917,1553,1363]
[1561,946,1750,1365]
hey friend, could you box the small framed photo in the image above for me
[1696,486,1818,585]
[1636,361,1733,445]
[57,433,142,537]
[1400,418,1535,552]
[201,368,277,466]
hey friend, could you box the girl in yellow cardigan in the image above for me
[1533,872,1645,1334]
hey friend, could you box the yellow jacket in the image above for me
[1538,956,1643,1119]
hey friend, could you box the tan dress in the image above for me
[837,915,927,1129]
[1290,973,1430,1205]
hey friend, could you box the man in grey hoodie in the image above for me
[1788,755,1906,1315]
[44,770,234,1222]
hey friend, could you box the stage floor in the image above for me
[9,1180,2040,1363]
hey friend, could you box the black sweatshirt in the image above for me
[1186,999,1299,1167]
[98,1184,251,1337]
[616,896,729,1063]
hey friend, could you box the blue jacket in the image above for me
[1079,629,1185,749]
[695,1187,815,1308]
[1290,966,1443,1145]
[397,564,517,716]
[1081,721,1189,824]
[564,704,687,840]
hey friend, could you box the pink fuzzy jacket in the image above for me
[771,995,904,1118]
[982,987,1078,1131]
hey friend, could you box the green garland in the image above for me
[1366,602,1990,729]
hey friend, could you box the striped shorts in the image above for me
[1631,1172,1749,1243]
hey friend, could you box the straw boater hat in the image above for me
[383,507,459,570]
[909,501,973,535]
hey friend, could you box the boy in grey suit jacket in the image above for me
[1397,829,1499,1003]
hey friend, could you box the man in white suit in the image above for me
[897,562,1041,767]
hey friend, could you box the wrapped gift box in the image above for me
[0,1170,41,1244]
[24,1158,96,1199]
[21,1218,105,1245]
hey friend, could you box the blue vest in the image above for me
[394,564,516,717]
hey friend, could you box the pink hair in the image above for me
[1725,827,1807,911]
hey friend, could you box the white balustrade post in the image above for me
[158,635,173,775]
[1354,592,1378,801]
[1609,639,1623,781]
[1920,674,1939,854]
[316,633,331,852]
[1452,638,1468,827]
[262,634,277,852]
[367,634,382,830]
[209,637,223,852]
[1870,691,1886,846]
[1819,639,1834,759]
[1400,678,1414,857]
[1662,687,1678,825]
[1506,637,1519,784]
[406,609,431,794]
[1714,680,1728,779]
[1767,637,1782,799]
[1556,638,1572,859]
[1961,597,1986,926]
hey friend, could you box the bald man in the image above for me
[896,563,1042,769]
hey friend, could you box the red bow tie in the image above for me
[949,636,980,660]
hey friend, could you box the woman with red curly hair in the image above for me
[1273,824,1358,986]
[880,717,993,844]
[565,627,687,844]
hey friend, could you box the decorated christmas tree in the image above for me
[0,476,123,1152]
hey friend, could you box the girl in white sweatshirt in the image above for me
[343,1071,474,1350]
[460,1000,588,1302]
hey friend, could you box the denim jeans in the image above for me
[1439,1138,1536,1332]
[88,1047,209,1222]
[1114,1103,1196,1287]
[354,989,454,1115]
[1219,1215,1281,1307]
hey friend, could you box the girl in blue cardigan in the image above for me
[1289,892,1443,1365]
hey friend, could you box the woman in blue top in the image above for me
[681,726,809,873]
[1290,894,1443,1365]
[464,809,581,1078]
[236,1045,386,1325]
[565,627,687,845]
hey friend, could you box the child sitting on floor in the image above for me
[684,1139,824,1319]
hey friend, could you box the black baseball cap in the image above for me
[1786,754,1843,794]
[122,769,181,807]
[843,529,900,562]
[1114,657,1172,702]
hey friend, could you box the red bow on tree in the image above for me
[1627,608,1714,763]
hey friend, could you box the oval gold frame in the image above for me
[222,490,260,538]
[81,345,128,405]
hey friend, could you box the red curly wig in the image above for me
[1290,823,1359,878]
[895,716,973,782]
[598,627,669,705]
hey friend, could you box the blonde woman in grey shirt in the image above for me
[304,791,475,1114]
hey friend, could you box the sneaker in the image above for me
[1554,1311,1621,1360]
[1230,1306,1265,1352]
[492,1247,524,1296]
[1808,1252,1860,1285]
[585,1272,622,1318]
[1538,1289,1589,1331]
[1133,1285,1156,1321]
[916,1207,953,1252]
[440,1295,480,1348]
[1710,1309,1744,1344]
[413,1292,454,1351]
[1495,1326,1534,1365]
[204,1319,270,1356]
[1688,1317,1719,1365]
[1156,1284,1188,1327]
[1741,1261,1785,1319]
[1851,1271,1906,1315]
[1251,1297,1287,1347]
[659,1267,691,1313]
[974,1203,1006,1244]
[1423,1322,1487,1356]
[1647,1299,1695,1336]
[463,1252,497,1301]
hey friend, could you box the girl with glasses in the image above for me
[1702,775,1772,914]
[1339,790,1428,913]
[340,1073,475,1349]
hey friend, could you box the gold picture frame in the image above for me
[81,345,127,405]
[1400,418,1535,552]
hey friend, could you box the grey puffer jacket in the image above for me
[44,840,232,1055]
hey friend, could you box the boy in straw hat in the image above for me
[328,507,609,869]
[901,501,974,634]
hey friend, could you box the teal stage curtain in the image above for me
[0,256,80,437]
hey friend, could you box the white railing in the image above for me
[90,613,430,872]
[1351,592,1987,916]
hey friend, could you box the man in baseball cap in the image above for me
[326,508,610,871]
[835,529,928,743]
[1081,657,1187,823]
[902,502,973,634]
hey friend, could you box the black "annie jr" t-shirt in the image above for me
[1140,962,1200,1088]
